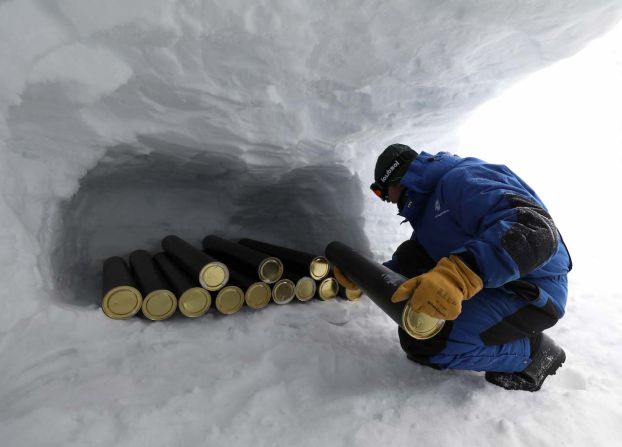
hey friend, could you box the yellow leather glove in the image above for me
[391,255,483,320]
[333,266,359,291]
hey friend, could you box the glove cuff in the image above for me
[447,255,483,299]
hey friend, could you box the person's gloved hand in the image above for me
[333,266,359,290]
[391,255,483,320]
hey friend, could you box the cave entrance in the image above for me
[50,137,369,305]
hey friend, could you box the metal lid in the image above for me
[179,287,211,317]
[142,290,177,321]
[199,262,229,291]
[272,279,295,304]
[309,256,330,280]
[245,282,272,309]
[401,306,445,340]
[102,286,143,319]
[215,286,245,315]
[258,257,283,284]
[295,277,316,302]
[345,288,363,301]
[318,277,338,300]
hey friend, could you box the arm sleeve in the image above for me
[383,235,411,274]
[382,257,401,274]
[383,233,436,277]
[444,166,559,288]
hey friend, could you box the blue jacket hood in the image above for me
[398,151,463,220]
[400,151,463,194]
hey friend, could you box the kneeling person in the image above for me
[337,144,571,392]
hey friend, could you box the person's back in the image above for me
[397,152,570,315]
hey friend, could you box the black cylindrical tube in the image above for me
[227,267,272,310]
[238,238,330,280]
[284,271,317,302]
[316,277,339,300]
[154,252,211,318]
[214,285,245,315]
[338,285,363,301]
[272,278,296,304]
[333,267,363,301]
[153,252,195,293]
[227,268,255,290]
[129,250,177,321]
[203,235,283,284]
[103,256,136,294]
[162,235,229,291]
[245,282,272,309]
[325,241,444,339]
[295,277,317,302]
[205,249,273,310]
[130,250,169,295]
[101,257,143,319]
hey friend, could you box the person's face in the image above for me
[386,183,405,204]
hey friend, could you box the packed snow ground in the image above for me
[1,1,622,446]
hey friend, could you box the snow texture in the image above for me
[1,1,622,446]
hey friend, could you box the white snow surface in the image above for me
[1,1,622,446]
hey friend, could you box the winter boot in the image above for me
[485,333,566,392]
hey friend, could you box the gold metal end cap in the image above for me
[272,279,295,304]
[318,277,339,300]
[179,287,211,317]
[102,286,143,319]
[215,286,245,315]
[345,288,363,301]
[401,306,445,340]
[295,277,316,302]
[258,257,283,284]
[245,282,272,309]
[310,256,330,280]
[200,262,229,291]
[142,290,177,321]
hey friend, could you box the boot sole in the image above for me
[485,349,566,392]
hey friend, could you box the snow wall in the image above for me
[2,0,621,329]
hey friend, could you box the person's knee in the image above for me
[397,323,455,368]
[398,329,441,369]
[479,298,560,346]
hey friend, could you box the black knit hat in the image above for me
[374,144,417,186]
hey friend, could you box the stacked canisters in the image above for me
[101,235,359,321]
[153,252,212,318]
[130,249,178,321]
[236,238,346,302]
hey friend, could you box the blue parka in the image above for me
[385,151,571,325]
